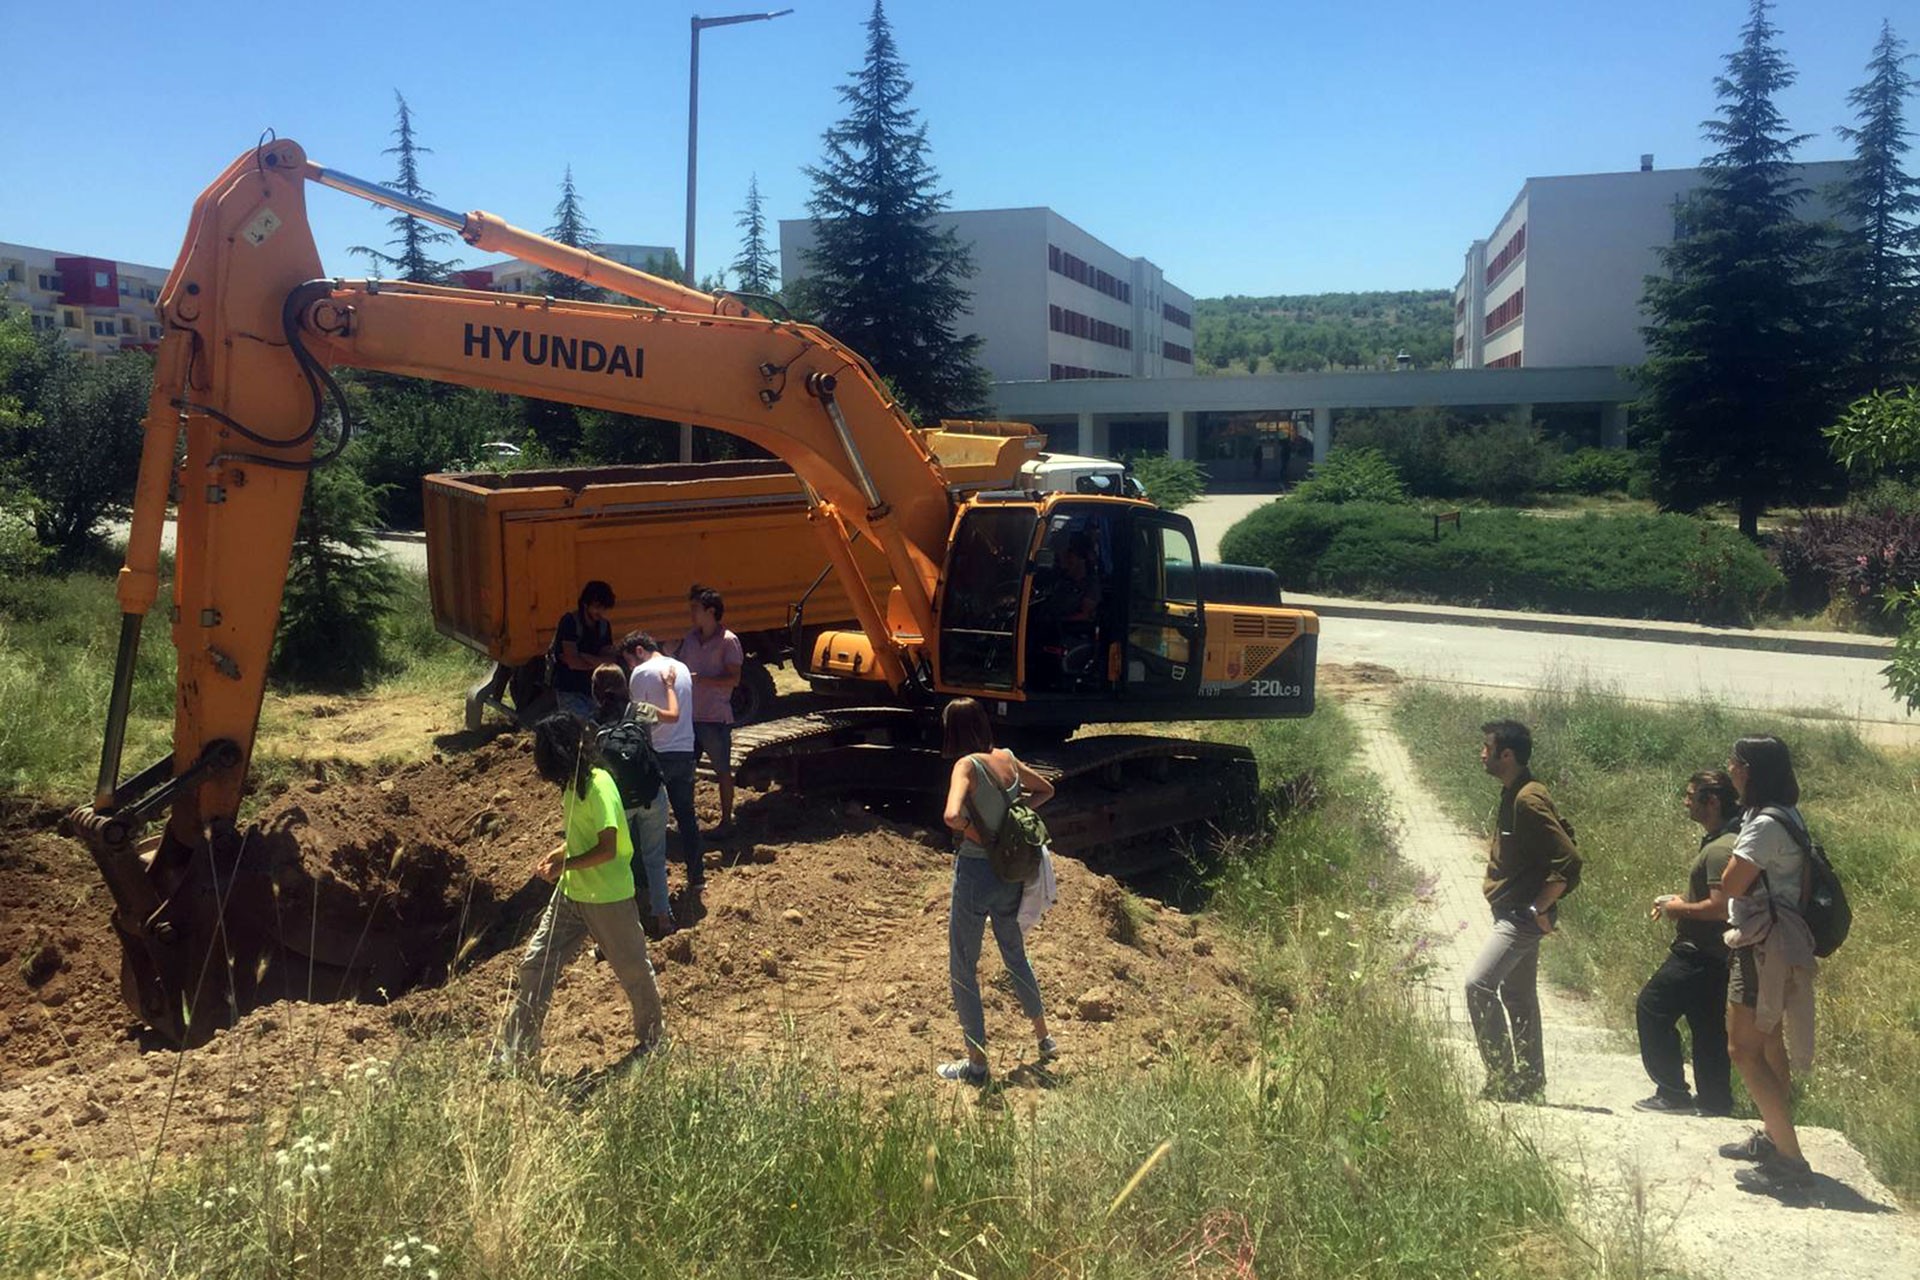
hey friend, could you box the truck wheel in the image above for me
[507,660,556,725]
[730,659,779,725]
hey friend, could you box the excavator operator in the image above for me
[1028,525,1108,691]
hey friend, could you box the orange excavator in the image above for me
[68,139,1319,1046]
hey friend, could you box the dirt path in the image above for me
[1349,701,1919,1278]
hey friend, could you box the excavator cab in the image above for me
[937,496,1204,717]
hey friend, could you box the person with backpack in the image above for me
[1633,770,1741,1117]
[590,665,674,939]
[1717,735,1823,1193]
[1465,720,1581,1104]
[494,713,664,1074]
[938,698,1055,1085]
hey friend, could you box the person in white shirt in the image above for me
[622,632,704,904]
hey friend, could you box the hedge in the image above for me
[1219,502,1782,624]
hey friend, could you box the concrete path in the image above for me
[1184,491,1280,561]
[1351,700,1918,1278]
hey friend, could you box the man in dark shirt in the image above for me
[1633,770,1741,1116]
[1466,719,1582,1103]
[550,581,615,719]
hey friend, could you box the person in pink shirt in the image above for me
[681,585,744,835]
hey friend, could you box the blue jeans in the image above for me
[627,785,671,919]
[556,690,595,720]
[658,751,702,887]
[948,855,1045,1057]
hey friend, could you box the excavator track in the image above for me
[722,709,1258,878]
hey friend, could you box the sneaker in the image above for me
[1037,1035,1058,1060]
[1735,1153,1814,1193]
[1694,1103,1734,1119]
[1633,1093,1696,1115]
[1719,1130,1777,1162]
[936,1059,988,1085]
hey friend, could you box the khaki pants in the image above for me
[497,890,663,1068]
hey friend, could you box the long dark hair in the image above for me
[591,663,630,724]
[533,712,596,800]
[941,697,995,759]
[1732,735,1799,810]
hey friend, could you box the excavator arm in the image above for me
[69,138,992,1045]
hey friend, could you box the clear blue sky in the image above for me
[0,0,1899,298]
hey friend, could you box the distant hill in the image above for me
[1193,290,1454,374]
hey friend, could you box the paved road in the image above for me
[1325,611,1915,733]
[1184,491,1281,562]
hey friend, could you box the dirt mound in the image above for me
[0,739,1252,1178]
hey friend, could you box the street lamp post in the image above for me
[686,9,793,288]
[681,8,792,459]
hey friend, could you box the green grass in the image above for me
[1391,683,1920,1199]
[0,562,485,801]
[0,709,1606,1279]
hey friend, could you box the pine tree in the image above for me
[730,174,779,297]
[542,166,606,303]
[797,0,991,423]
[271,464,400,689]
[1833,21,1920,395]
[1636,0,1841,537]
[349,92,461,283]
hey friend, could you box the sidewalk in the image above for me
[1290,592,1898,662]
[1352,701,1917,1276]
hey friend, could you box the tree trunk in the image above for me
[1738,494,1761,541]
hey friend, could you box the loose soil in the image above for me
[0,731,1252,1182]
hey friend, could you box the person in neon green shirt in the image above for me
[495,714,664,1071]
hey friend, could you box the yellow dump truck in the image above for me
[424,425,1142,727]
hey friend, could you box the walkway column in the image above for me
[1167,410,1191,461]
[1601,403,1629,449]
[1311,406,1332,465]
[1080,411,1109,458]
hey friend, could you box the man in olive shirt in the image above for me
[1466,720,1582,1103]
[1633,770,1741,1116]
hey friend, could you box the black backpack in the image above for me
[1758,807,1851,958]
[596,717,663,812]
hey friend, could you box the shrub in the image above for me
[1335,408,1565,501]
[1124,452,1207,511]
[1444,415,1563,502]
[1292,446,1409,505]
[0,330,149,555]
[1556,447,1638,496]
[1220,502,1781,623]
[1847,475,1920,516]
[1771,509,1920,630]
[346,379,519,528]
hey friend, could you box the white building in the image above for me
[0,242,169,355]
[1452,158,1852,370]
[456,242,678,294]
[779,208,1195,383]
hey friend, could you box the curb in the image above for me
[1286,594,1898,662]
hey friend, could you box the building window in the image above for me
[1048,244,1132,304]
[1049,363,1126,380]
[3,263,21,283]
[1049,304,1132,351]
[61,309,80,329]
[120,281,131,295]
[93,270,111,289]
[1454,334,1466,356]
[1161,302,1192,330]
[1162,341,1192,364]
[93,319,116,336]
[1487,351,1523,369]
[1484,224,1526,286]
[31,313,54,332]
[1483,286,1524,336]
[142,287,157,301]
[147,325,162,340]
[38,273,61,292]
[119,316,134,334]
